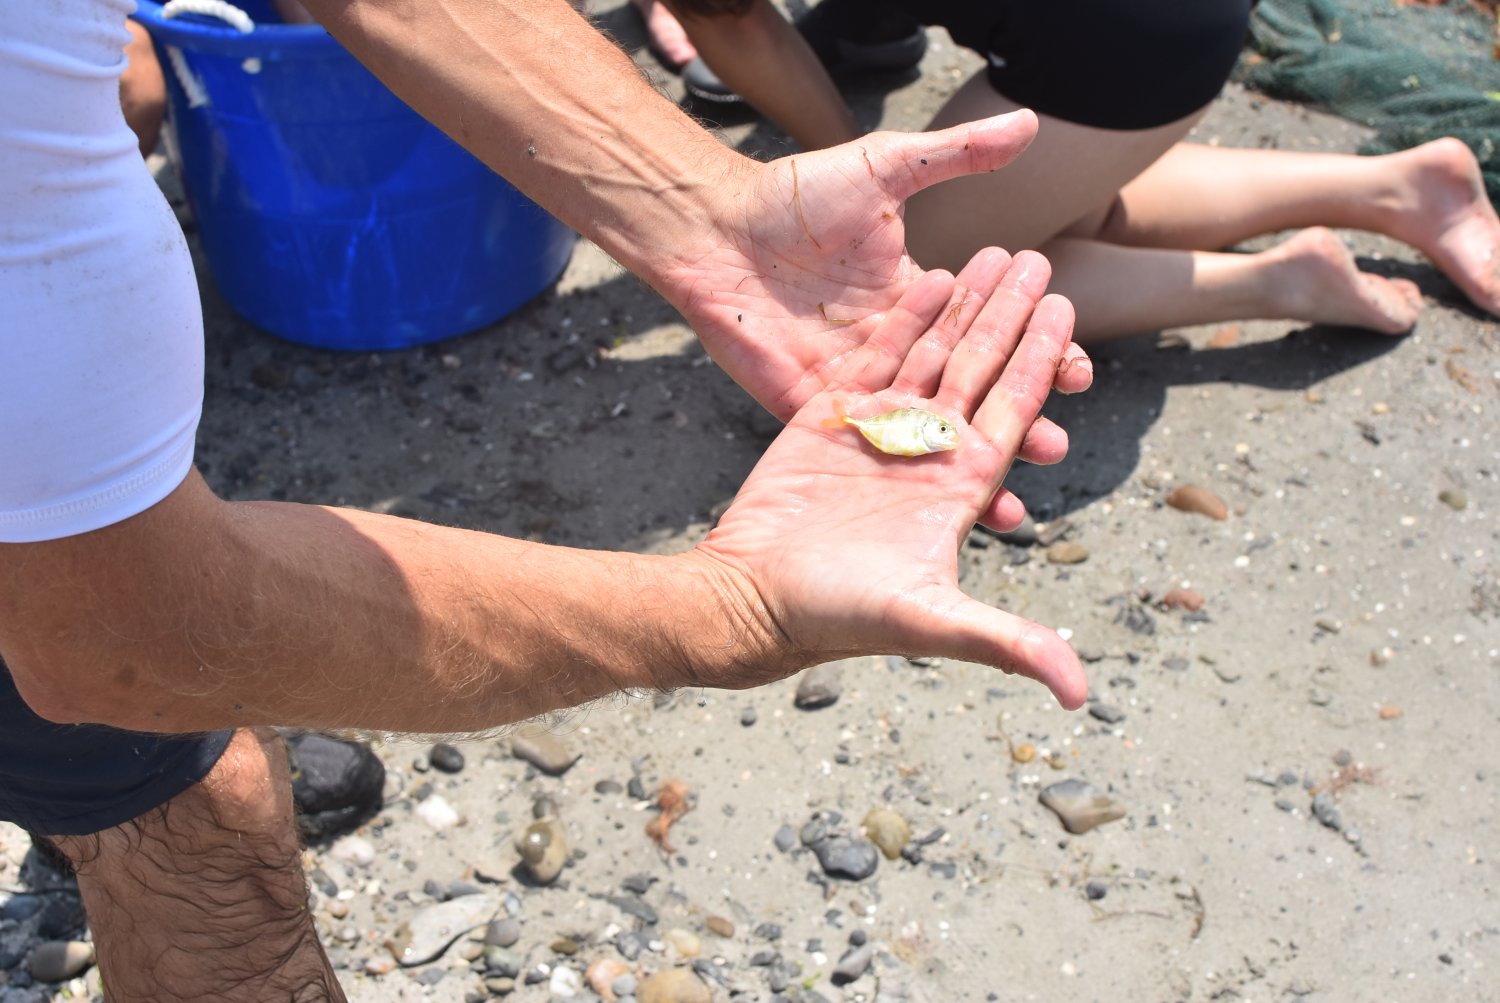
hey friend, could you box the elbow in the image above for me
[2,642,185,732]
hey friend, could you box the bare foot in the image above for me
[1382,138,1500,317]
[632,0,698,68]
[1270,227,1422,334]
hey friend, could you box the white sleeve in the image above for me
[0,0,203,543]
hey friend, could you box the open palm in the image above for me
[690,267,1089,709]
[663,111,1062,419]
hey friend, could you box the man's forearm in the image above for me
[300,0,749,282]
[0,473,790,734]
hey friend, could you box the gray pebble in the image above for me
[1310,793,1343,832]
[627,775,648,801]
[483,947,522,978]
[428,743,464,773]
[1039,779,1127,835]
[510,724,580,776]
[849,929,867,947]
[616,931,644,961]
[612,973,638,998]
[813,837,880,880]
[595,779,624,795]
[755,922,783,941]
[740,707,758,727]
[832,943,875,985]
[621,872,656,895]
[774,824,797,853]
[800,817,830,847]
[483,918,521,948]
[1084,880,1108,901]
[795,662,844,709]
[1088,704,1126,725]
[1333,749,1353,767]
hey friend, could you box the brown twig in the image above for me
[790,159,822,249]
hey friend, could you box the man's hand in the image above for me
[663,111,1092,422]
[678,259,1090,709]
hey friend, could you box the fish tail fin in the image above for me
[820,398,853,430]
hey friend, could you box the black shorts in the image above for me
[894,0,1256,130]
[0,657,233,837]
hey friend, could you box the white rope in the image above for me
[160,0,255,33]
[157,0,256,108]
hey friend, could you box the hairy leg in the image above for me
[49,728,345,1002]
[1049,227,1421,343]
[1103,139,1500,316]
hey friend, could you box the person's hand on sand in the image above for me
[682,260,1090,709]
[662,110,1094,430]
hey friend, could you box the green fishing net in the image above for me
[1240,0,1500,200]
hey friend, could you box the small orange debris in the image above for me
[645,779,692,853]
[1378,705,1404,720]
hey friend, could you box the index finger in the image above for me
[969,293,1076,449]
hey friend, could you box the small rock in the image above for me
[813,837,880,880]
[1166,484,1228,520]
[28,941,94,982]
[1379,704,1403,720]
[1159,588,1205,612]
[595,779,624,795]
[1439,488,1467,510]
[328,834,376,868]
[1207,324,1240,349]
[586,959,632,1001]
[705,915,735,938]
[740,707,758,727]
[484,917,522,948]
[832,942,875,985]
[551,937,580,955]
[1039,779,1126,834]
[1310,793,1343,832]
[860,808,911,861]
[664,927,701,957]
[1046,541,1089,565]
[550,965,582,997]
[774,824,797,852]
[1084,880,1108,901]
[795,662,844,709]
[636,967,712,1003]
[365,956,398,976]
[515,817,568,885]
[415,794,461,831]
[1332,749,1353,767]
[1088,704,1126,725]
[429,743,465,773]
[483,946,524,978]
[385,894,499,967]
[612,973,639,999]
[511,725,580,775]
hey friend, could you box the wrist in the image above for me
[647,548,804,692]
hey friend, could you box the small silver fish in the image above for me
[842,407,960,457]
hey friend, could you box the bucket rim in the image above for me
[131,0,336,53]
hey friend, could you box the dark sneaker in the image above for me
[283,731,385,842]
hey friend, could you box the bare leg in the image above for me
[907,77,1441,340]
[632,0,698,68]
[1103,139,1500,316]
[1049,228,1422,342]
[50,728,345,1002]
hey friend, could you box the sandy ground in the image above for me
[2,5,1498,1002]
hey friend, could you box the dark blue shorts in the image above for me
[897,0,1257,130]
[0,658,233,836]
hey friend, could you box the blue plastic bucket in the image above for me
[132,0,576,351]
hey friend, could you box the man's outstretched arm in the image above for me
[0,257,1088,737]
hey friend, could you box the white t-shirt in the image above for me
[0,0,202,543]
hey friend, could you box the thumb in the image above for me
[861,109,1040,204]
[894,588,1088,710]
